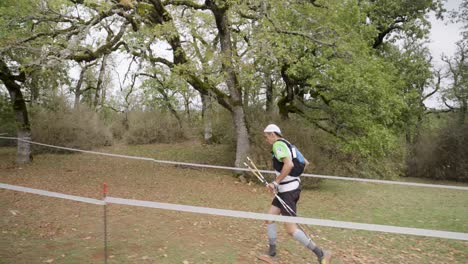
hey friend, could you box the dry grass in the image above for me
[0,143,467,264]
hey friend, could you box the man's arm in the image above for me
[268,157,293,192]
[275,157,294,184]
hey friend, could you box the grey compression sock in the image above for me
[292,229,323,258]
[267,223,277,245]
[267,223,277,256]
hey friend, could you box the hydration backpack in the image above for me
[272,139,306,177]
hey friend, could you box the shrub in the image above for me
[123,110,186,144]
[200,108,236,145]
[245,109,403,186]
[106,111,128,142]
[407,120,468,182]
[30,98,113,152]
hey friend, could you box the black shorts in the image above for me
[271,188,301,216]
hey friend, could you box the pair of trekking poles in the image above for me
[244,157,314,239]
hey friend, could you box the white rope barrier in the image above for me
[1,183,467,241]
[105,196,468,241]
[0,183,105,205]
[1,136,467,191]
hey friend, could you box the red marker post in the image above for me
[103,183,108,264]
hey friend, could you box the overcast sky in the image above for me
[427,0,463,65]
[425,0,463,108]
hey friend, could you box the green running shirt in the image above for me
[272,140,291,162]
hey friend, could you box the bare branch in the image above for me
[426,108,452,115]
[123,56,137,85]
[102,104,124,113]
[295,110,348,142]
[66,21,129,62]
[17,6,124,45]
[134,51,175,68]
[423,69,442,101]
[265,15,334,47]
[442,95,455,110]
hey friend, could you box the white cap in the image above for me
[264,124,281,134]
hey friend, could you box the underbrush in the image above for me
[243,111,404,184]
[0,93,17,146]
[2,95,423,183]
[30,99,112,152]
[122,110,187,144]
[407,119,468,182]
[28,98,190,151]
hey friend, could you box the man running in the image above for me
[261,124,331,264]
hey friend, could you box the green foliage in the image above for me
[456,0,468,38]
[403,0,467,181]
[0,0,38,44]
[252,0,410,159]
[244,108,403,181]
[381,42,433,143]
[136,2,153,17]
[362,0,444,43]
[0,0,73,51]
[1,0,456,180]
[140,75,185,110]
[84,0,108,10]
[200,107,236,145]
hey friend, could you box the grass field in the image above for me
[1,142,467,264]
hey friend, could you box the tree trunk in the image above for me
[278,64,295,119]
[94,54,108,108]
[460,99,467,126]
[100,77,107,108]
[147,0,249,167]
[11,88,31,164]
[17,128,32,164]
[232,105,250,168]
[74,65,86,109]
[265,73,274,112]
[0,59,32,164]
[184,95,191,120]
[157,87,183,129]
[243,84,249,109]
[209,1,250,168]
[201,93,213,144]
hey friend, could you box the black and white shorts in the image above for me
[271,188,301,216]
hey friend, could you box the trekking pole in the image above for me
[102,183,108,264]
[245,157,298,217]
[244,165,297,219]
[244,160,304,222]
[244,161,267,184]
[246,157,268,183]
[245,157,316,239]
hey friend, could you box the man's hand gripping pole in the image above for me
[244,157,295,216]
[244,157,316,240]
